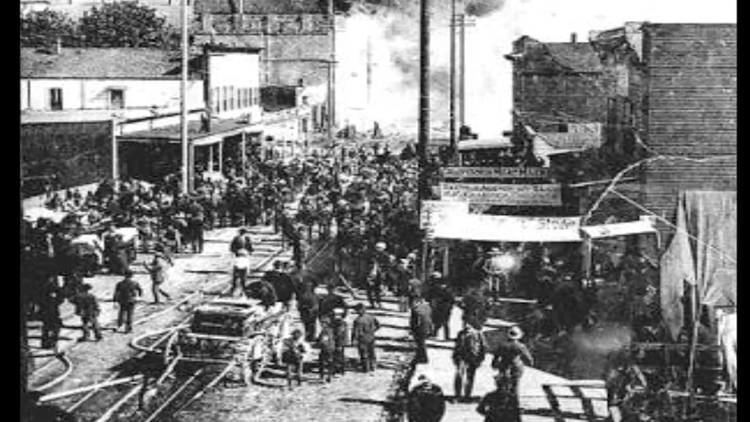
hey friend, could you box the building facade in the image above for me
[506,23,736,249]
[192,0,333,130]
[637,23,736,239]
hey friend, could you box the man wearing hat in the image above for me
[365,241,388,309]
[410,296,434,364]
[476,372,521,422]
[112,269,143,333]
[426,272,455,340]
[491,325,534,405]
[352,303,381,373]
[394,258,412,312]
[72,283,102,342]
[407,374,446,422]
[143,245,173,304]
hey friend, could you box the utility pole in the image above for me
[458,12,466,128]
[448,0,457,157]
[327,0,336,142]
[418,0,431,280]
[180,0,189,194]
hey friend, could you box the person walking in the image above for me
[142,247,173,304]
[352,303,381,373]
[476,373,521,422]
[231,249,250,296]
[317,315,336,383]
[407,374,446,422]
[394,259,412,312]
[73,283,102,342]
[364,242,388,309]
[331,308,349,376]
[410,296,434,364]
[453,320,487,401]
[297,278,320,342]
[113,269,143,333]
[281,328,309,389]
[426,272,455,340]
[491,326,534,406]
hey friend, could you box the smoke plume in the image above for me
[336,0,508,137]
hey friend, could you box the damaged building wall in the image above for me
[193,11,333,88]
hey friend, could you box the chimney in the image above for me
[55,37,62,54]
[570,33,577,43]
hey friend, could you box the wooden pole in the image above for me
[458,12,466,127]
[449,0,457,156]
[180,0,189,194]
[111,119,119,188]
[685,282,700,417]
[241,132,247,180]
[218,140,223,174]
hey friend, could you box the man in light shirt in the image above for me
[231,248,251,296]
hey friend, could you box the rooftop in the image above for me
[21,48,203,79]
[117,116,264,146]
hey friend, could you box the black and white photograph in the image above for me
[20,0,736,421]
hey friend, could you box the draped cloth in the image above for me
[659,191,736,341]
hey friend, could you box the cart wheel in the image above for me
[163,330,180,366]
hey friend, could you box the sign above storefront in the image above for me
[440,182,562,206]
[434,214,582,242]
[420,200,469,239]
[442,166,550,179]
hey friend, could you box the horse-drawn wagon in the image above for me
[161,297,291,386]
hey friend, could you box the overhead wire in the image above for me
[608,188,736,265]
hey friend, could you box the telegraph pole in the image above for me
[458,12,466,127]
[448,0,457,157]
[328,0,336,141]
[180,0,189,194]
[418,0,431,280]
[418,0,431,206]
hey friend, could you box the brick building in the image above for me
[505,24,736,250]
[636,23,736,239]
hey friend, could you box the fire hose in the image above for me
[29,352,73,392]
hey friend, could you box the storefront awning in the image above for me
[433,214,583,242]
[580,219,657,239]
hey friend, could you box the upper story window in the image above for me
[213,87,220,113]
[109,89,125,109]
[49,88,63,110]
[222,87,228,111]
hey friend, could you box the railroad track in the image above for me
[63,236,334,422]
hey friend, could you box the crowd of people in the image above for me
[20,156,318,351]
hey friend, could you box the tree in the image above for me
[78,2,174,48]
[20,9,77,48]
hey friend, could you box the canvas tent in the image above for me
[659,191,737,341]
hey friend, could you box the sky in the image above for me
[335,0,736,138]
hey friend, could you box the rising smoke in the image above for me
[336,0,508,137]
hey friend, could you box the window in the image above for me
[243,88,249,107]
[213,87,220,112]
[49,88,63,110]
[109,89,125,109]
[222,87,228,111]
